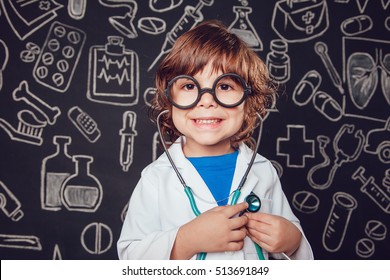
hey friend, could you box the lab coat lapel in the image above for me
[168,137,217,211]
[229,143,260,204]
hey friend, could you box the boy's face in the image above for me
[171,63,245,157]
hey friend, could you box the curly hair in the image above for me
[149,20,277,149]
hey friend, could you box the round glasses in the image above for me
[165,73,251,109]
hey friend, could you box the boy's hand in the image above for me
[171,202,249,259]
[245,212,302,256]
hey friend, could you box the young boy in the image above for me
[117,20,313,260]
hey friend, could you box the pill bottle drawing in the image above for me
[266,39,290,83]
[323,192,357,252]
[61,155,102,212]
[41,136,73,211]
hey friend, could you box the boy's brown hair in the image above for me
[149,20,276,148]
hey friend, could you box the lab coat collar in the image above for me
[156,136,266,207]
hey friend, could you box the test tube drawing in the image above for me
[323,192,357,252]
[0,181,24,222]
[119,111,137,172]
[352,167,390,214]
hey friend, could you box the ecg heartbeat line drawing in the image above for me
[98,55,130,70]
[97,68,130,85]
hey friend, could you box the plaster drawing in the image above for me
[68,106,101,143]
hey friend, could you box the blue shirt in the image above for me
[187,150,238,206]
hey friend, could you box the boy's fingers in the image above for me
[223,202,248,218]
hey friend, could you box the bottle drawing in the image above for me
[266,39,290,83]
[61,155,102,212]
[41,136,73,211]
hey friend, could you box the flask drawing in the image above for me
[266,39,290,83]
[41,136,73,211]
[323,192,357,252]
[229,6,263,51]
[61,155,102,212]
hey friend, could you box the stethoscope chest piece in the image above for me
[245,193,261,213]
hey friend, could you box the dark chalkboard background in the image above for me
[0,0,389,260]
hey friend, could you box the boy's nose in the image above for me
[197,91,217,108]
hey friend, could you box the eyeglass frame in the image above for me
[164,73,252,109]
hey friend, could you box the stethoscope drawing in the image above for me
[157,110,265,260]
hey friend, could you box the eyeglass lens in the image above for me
[167,74,247,108]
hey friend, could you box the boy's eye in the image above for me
[219,84,232,91]
[183,83,196,90]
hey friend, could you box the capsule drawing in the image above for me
[323,192,357,252]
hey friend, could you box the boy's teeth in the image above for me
[196,119,219,124]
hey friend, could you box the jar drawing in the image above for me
[266,39,290,83]
[41,136,73,211]
[229,6,263,51]
[323,192,357,252]
[61,155,102,212]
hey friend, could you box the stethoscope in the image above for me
[157,110,265,260]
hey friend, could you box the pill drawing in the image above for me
[81,222,113,254]
[323,192,357,252]
[341,15,373,36]
[313,91,343,122]
[293,70,321,106]
[355,238,375,258]
[292,191,320,214]
[364,220,387,241]
[33,21,86,92]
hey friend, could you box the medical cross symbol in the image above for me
[277,125,315,168]
[302,11,315,25]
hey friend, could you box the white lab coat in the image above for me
[117,137,314,260]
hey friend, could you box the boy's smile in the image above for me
[172,63,245,157]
